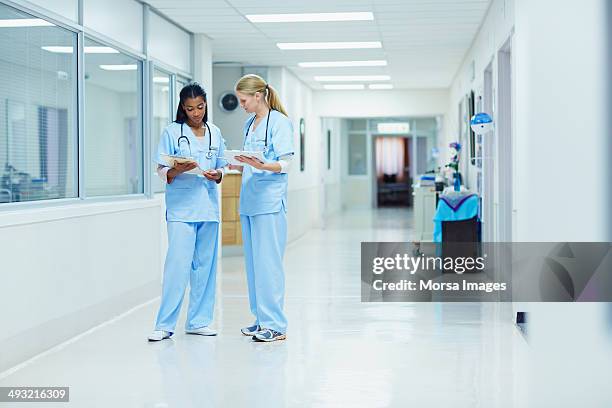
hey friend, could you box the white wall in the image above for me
[211,66,250,149]
[193,34,213,115]
[447,0,609,242]
[23,0,78,21]
[513,0,608,242]
[279,67,322,238]
[446,0,515,188]
[83,0,143,53]
[320,117,343,219]
[446,4,611,405]
[0,199,164,372]
[148,12,191,74]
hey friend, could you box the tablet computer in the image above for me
[222,150,265,165]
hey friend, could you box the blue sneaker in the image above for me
[241,324,262,336]
[253,328,286,342]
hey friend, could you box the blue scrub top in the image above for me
[154,121,228,222]
[239,110,294,216]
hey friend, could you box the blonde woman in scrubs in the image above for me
[233,74,294,342]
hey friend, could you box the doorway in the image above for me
[373,136,412,207]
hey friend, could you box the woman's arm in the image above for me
[158,163,198,184]
[235,156,281,173]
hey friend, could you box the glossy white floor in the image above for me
[0,208,529,407]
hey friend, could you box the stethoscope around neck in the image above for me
[244,109,273,153]
[178,121,215,159]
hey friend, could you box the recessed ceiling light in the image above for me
[247,12,373,23]
[278,41,382,50]
[42,46,119,54]
[315,75,390,82]
[299,60,387,68]
[99,64,137,71]
[323,84,366,90]
[0,18,53,28]
[369,84,394,89]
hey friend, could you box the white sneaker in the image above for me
[185,326,217,336]
[148,330,173,342]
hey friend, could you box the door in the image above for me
[497,38,513,242]
[483,63,495,242]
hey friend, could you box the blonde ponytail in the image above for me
[235,74,288,116]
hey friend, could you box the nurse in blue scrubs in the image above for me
[148,83,227,342]
[233,74,294,342]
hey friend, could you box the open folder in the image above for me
[222,150,265,166]
[160,153,202,175]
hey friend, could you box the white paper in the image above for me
[222,150,265,166]
[160,153,202,176]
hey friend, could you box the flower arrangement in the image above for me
[446,142,461,172]
[446,142,462,191]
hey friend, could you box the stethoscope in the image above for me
[244,109,273,153]
[178,122,216,159]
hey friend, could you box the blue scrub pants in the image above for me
[155,221,219,332]
[241,211,288,334]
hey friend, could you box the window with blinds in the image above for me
[0,4,77,203]
[83,37,143,197]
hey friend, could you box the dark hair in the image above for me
[175,82,208,124]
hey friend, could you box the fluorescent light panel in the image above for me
[0,18,53,27]
[278,41,381,50]
[369,84,393,89]
[323,84,365,90]
[315,75,390,82]
[42,46,119,54]
[299,60,387,68]
[247,12,373,23]
[99,64,137,71]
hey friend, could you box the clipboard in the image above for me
[222,150,265,165]
[160,153,202,176]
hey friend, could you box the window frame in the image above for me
[150,65,173,194]
[0,0,194,210]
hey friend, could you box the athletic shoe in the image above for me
[148,330,173,342]
[241,324,262,336]
[253,328,286,342]
[185,327,218,336]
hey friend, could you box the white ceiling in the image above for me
[145,0,491,90]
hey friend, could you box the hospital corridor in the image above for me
[1,0,612,407]
[1,209,527,407]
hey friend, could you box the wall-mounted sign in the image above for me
[377,122,410,134]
